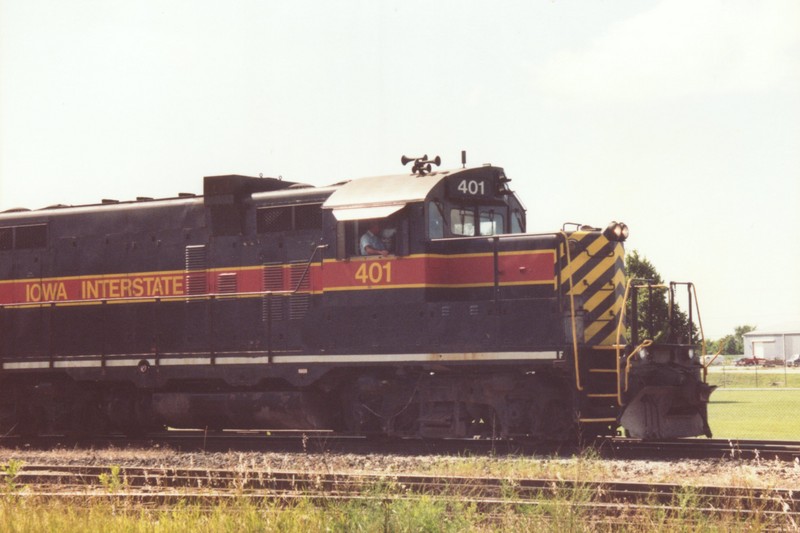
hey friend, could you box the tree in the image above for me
[708,325,756,355]
[733,325,757,354]
[624,250,694,344]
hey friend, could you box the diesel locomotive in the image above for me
[0,155,714,440]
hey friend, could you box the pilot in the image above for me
[360,222,389,256]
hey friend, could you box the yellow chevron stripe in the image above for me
[561,234,613,280]
[585,313,621,344]
[583,287,615,313]
[594,330,618,346]
[570,231,591,242]
[565,245,624,296]
[567,254,616,296]
[582,274,624,312]
[584,320,612,341]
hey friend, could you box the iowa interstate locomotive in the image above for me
[0,155,714,440]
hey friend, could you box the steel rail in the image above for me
[604,437,800,461]
[4,432,800,461]
[6,464,799,513]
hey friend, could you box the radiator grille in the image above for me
[262,264,284,321]
[289,263,310,320]
[217,272,238,297]
[184,245,208,296]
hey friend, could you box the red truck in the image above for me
[735,357,767,366]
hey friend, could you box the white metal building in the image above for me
[742,329,800,361]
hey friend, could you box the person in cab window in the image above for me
[360,222,389,256]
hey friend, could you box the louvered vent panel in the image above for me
[217,272,238,297]
[184,245,208,296]
[289,262,310,320]
[263,265,284,291]
[289,294,310,320]
[262,264,285,322]
[289,263,310,291]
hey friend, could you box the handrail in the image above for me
[689,283,707,357]
[614,279,634,374]
[689,282,711,382]
[702,347,723,383]
[623,339,653,396]
[615,279,710,401]
[614,279,633,405]
[614,278,669,406]
[559,231,583,391]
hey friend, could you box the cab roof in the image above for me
[322,166,502,221]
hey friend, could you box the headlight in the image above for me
[603,221,629,242]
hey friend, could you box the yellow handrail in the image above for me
[702,347,723,382]
[615,280,710,400]
[614,279,669,405]
[559,232,583,392]
[690,284,707,355]
[624,339,653,394]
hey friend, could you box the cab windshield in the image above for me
[450,205,506,237]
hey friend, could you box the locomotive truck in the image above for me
[0,155,714,440]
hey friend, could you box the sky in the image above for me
[1,0,798,339]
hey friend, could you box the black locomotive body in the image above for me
[0,162,714,440]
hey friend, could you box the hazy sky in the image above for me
[1,0,798,338]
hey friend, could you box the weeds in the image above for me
[0,453,795,532]
[0,459,23,495]
[98,465,126,493]
[0,486,795,532]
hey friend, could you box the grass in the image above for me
[2,451,797,532]
[0,490,793,532]
[707,388,800,440]
[707,368,800,388]
[704,366,800,440]
[424,447,610,482]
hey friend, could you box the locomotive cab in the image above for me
[323,164,526,258]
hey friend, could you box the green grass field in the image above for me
[707,388,800,440]
[707,368,800,388]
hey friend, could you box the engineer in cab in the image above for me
[360,222,390,256]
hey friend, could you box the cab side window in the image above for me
[511,207,525,233]
[338,216,406,259]
[428,201,445,239]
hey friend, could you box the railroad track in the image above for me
[4,431,800,461]
[605,438,800,461]
[0,431,569,457]
[3,463,799,522]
